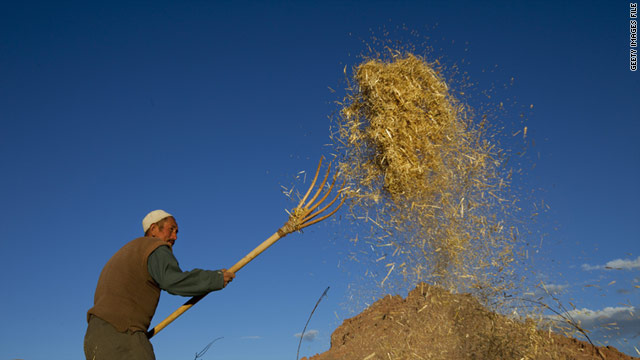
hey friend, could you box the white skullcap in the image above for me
[142,209,173,233]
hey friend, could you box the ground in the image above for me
[302,284,637,360]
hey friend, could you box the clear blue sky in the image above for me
[1,1,638,359]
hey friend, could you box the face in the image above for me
[150,216,179,247]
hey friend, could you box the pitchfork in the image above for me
[148,157,346,338]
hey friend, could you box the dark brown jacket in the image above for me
[87,237,167,333]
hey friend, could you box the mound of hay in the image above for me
[301,284,633,360]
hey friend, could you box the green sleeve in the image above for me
[147,245,225,296]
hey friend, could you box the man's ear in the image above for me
[147,223,158,236]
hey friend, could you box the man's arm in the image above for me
[147,245,232,296]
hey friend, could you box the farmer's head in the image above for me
[142,210,178,247]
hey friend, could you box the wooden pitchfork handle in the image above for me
[147,157,345,338]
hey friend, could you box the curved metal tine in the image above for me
[297,157,323,209]
[304,170,337,215]
[299,191,346,229]
[303,162,332,210]
[302,179,345,224]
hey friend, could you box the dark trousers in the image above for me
[84,315,155,360]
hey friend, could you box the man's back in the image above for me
[88,237,166,333]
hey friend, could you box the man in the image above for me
[84,210,235,360]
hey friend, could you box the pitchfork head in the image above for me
[280,157,346,235]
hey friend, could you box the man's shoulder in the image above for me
[132,236,164,242]
[119,237,167,252]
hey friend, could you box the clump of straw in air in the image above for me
[334,52,515,297]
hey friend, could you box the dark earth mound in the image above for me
[303,284,636,360]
